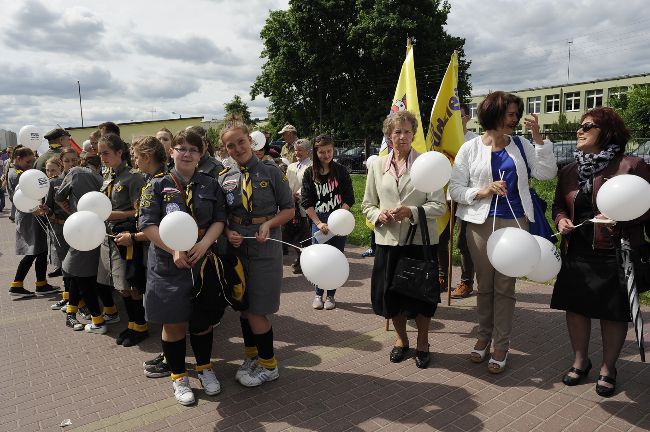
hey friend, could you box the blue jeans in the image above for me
[311,211,346,297]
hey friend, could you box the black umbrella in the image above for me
[620,238,646,362]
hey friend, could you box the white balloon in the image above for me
[13,189,41,213]
[250,131,266,150]
[525,235,562,282]
[410,151,452,193]
[327,208,355,236]
[159,211,198,251]
[63,211,106,251]
[281,157,290,166]
[18,125,42,151]
[365,155,378,168]
[487,227,541,277]
[300,244,349,290]
[18,169,50,200]
[596,174,650,222]
[37,139,49,156]
[77,191,113,221]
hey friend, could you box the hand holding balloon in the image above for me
[557,218,575,235]
[227,229,243,247]
[255,221,271,242]
[477,180,507,199]
[173,251,191,269]
[389,205,412,222]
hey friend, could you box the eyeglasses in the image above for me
[577,122,599,132]
[173,147,200,155]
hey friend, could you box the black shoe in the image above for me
[389,345,409,363]
[48,268,63,278]
[123,330,149,347]
[35,284,60,296]
[78,306,92,320]
[116,328,132,345]
[51,298,68,310]
[596,369,617,397]
[415,348,431,369]
[9,287,36,298]
[65,314,84,331]
[562,359,592,386]
[143,353,165,367]
[144,357,171,378]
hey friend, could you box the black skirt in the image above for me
[371,244,439,319]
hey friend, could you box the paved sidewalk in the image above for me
[0,210,648,432]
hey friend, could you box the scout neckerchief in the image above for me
[104,169,116,199]
[240,165,253,212]
[168,169,196,219]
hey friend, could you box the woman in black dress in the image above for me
[551,107,650,397]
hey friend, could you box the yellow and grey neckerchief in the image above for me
[240,165,253,212]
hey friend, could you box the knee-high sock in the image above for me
[95,283,116,313]
[255,327,277,370]
[66,277,82,314]
[13,255,37,283]
[34,252,47,283]
[190,330,213,371]
[240,318,258,359]
[162,338,186,379]
[131,298,148,332]
[77,276,104,324]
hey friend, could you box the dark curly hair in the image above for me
[580,107,630,155]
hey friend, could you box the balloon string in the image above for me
[45,217,61,247]
[491,171,505,233]
[400,188,415,203]
[35,215,48,234]
[190,269,195,287]
[241,236,303,251]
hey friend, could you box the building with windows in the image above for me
[467,73,650,133]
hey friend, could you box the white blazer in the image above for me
[449,135,557,224]
[362,153,447,246]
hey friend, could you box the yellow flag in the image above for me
[425,51,464,234]
[379,45,426,155]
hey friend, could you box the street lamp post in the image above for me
[171,112,182,119]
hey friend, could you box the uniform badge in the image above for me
[259,180,269,188]
[226,192,234,205]
[162,187,181,195]
[115,183,123,192]
[222,179,238,193]
[282,175,288,182]
[165,203,181,214]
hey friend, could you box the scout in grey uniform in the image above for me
[35,128,70,172]
[220,116,295,388]
[96,133,148,343]
[55,156,115,333]
[7,147,59,297]
[139,130,226,405]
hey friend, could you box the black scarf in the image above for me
[574,143,620,193]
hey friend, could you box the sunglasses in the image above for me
[577,122,599,132]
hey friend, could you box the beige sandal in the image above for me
[470,340,491,363]
[487,351,508,374]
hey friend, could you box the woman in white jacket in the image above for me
[449,91,557,373]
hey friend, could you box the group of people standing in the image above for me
[4,90,646,405]
[364,93,648,398]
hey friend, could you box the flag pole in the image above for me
[447,200,456,305]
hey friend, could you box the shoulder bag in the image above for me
[389,207,440,305]
[512,136,557,243]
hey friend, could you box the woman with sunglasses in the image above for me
[7,147,60,297]
[139,130,226,405]
[551,107,650,397]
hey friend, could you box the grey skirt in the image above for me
[15,211,47,255]
[229,223,283,315]
[63,247,100,278]
[48,223,69,269]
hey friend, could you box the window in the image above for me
[585,89,603,109]
[469,103,477,119]
[527,96,541,114]
[565,92,580,112]
[545,94,560,113]
[608,86,628,102]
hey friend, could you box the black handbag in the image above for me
[630,241,650,293]
[389,207,440,305]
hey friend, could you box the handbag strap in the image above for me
[512,135,532,179]
[416,206,433,262]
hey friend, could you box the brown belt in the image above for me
[229,214,275,226]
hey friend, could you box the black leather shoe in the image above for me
[415,349,430,369]
[562,359,592,386]
[116,328,132,345]
[48,268,62,278]
[123,330,149,347]
[389,346,409,363]
[596,369,617,397]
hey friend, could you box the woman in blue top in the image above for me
[449,91,557,373]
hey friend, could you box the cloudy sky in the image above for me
[1,0,649,134]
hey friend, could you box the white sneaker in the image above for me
[238,364,279,387]
[312,295,324,310]
[324,296,336,310]
[198,368,221,396]
[235,358,257,383]
[103,313,120,324]
[172,376,195,406]
[84,323,107,334]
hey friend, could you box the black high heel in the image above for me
[389,345,409,363]
[562,359,592,386]
[596,368,617,397]
[415,345,430,369]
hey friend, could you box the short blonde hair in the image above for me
[382,110,418,138]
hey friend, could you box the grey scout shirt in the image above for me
[101,162,146,227]
[55,166,103,211]
[198,154,225,179]
[219,154,294,220]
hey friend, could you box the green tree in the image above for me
[611,84,650,139]
[224,95,254,125]
[251,0,470,141]
[546,113,581,141]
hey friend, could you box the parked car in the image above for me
[628,140,650,164]
[334,146,380,173]
[552,140,576,168]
